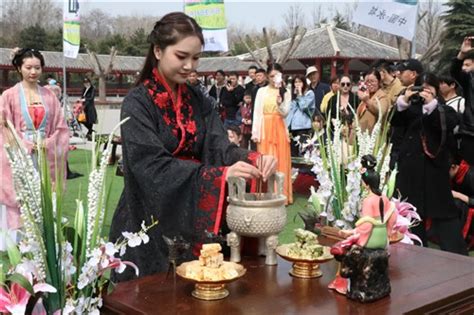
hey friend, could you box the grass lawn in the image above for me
[64,149,473,256]
[64,149,124,238]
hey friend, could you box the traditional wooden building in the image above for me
[238,24,401,81]
[0,25,400,95]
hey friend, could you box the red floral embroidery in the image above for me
[156,92,169,108]
[144,69,198,156]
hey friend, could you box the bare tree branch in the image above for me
[279,26,307,65]
[237,34,266,69]
[263,27,275,65]
[104,47,118,76]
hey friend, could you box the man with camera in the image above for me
[221,71,245,128]
[389,59,424,170]
[451,36,474,164]
[391,71,467,255]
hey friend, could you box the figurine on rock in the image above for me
[330,154,397,303]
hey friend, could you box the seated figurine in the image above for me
[330,154,397,303]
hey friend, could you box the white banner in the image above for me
[203,29,229,52]
[63,0,80,59]
[353,1,418,41]
[184,0,229,52]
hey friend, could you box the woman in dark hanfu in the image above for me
[109,12,277,282]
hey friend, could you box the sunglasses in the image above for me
[340,82,351,87]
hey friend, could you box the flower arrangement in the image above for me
[297,101,422,245]
[0,119,157,314]
[303,100,392,229]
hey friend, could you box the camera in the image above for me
[408,86,425,104]
[410,86,424,92]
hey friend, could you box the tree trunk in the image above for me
[99,75,107,102]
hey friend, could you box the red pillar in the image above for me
[330,58,337,78]
[314,59,321,73]
[343,59,350,75]
[2,69,9,89]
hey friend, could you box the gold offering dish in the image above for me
[276,244,333,279]
[176,261,246,300]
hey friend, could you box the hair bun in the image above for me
[10,47,21,59]
[361,154,377,171]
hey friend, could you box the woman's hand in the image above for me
[452,190,468,203]
[403,86,417,104]
[258,155,277,182]
[276,95,283,105]
[357,89,369,102]
[226,161,261,180]
[420,88,435,104]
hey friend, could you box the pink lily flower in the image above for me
[0,282,56,315]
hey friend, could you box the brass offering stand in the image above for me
[193,282,229,300]
[276,244,333,279]
[176,262,246,301]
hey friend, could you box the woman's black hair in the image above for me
[136,12,204,85]
[267,63,283,74]
[291,74,308,100]
[361,154,384,221]
[215,69,225,77]
[12,48,45,72]
[420,72,440,97]
[267,63,286,99]
[330,75,340,85]
[365,69,382,88]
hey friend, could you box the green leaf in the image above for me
[0,264,5,284]
[107,280,116,295]
[4,233,21,267]
[8,273,34,295]
[386,167,398,199]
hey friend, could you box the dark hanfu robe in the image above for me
[109,69,258,282]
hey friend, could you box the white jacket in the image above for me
[251,86,291,142]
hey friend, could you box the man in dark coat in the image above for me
[451,37,474,164]
[392,73,467,255]
[209,69,226,118]
[220,71,244,128]
[245,65,258,93]
[250,68,267,105]
[389,59,424,170]
[306,66,330,116]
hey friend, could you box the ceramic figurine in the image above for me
[329,155,397,303]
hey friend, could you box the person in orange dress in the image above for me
[251,63,293,204]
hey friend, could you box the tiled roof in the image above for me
[237,25,400,61]
[0,48,259,74]
[0,26,398,74]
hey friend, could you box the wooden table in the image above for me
[103,242,474,315]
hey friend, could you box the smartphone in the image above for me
[273,73,283,87]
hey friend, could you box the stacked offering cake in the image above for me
[185,243,239,281]
[287,229,325,260]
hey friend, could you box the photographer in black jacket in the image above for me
[392,73,467,255]
[451,36,474,164]
[389,59,424,170]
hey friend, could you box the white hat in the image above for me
[305,66,318,77]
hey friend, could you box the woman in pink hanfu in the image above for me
[329,154,397,294]
[0,48,69,236]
